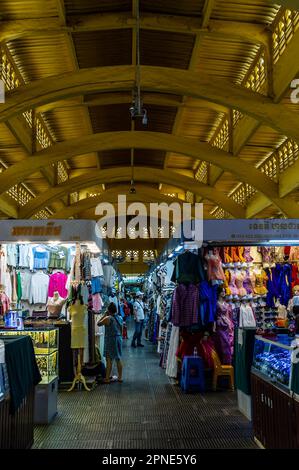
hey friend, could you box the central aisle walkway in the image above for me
[33,338,257,449]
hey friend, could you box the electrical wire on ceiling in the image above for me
[129,0,148,125]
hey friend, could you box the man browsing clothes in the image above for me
[131,291,145,348]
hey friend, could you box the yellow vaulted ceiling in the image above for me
[0,0,299,268]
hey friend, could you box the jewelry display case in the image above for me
[0,328,59,385]
[252,334,293,389]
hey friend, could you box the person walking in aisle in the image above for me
[97,302,123,383]
[131,291,145,348]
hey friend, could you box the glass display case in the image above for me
[0,328,58,385]
[252,334,294,389]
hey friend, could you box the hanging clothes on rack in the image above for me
[265,267,279,308]
[165,325,180,378]
[214,300,234,365]
[19,270,31,301]
[171,283,199,327]
[48,245,68,270]
[198,281,217,326]
[48,271,68,299]
[90,257,104,278]
[239,302,256,328]
[171,251,205,284]
[18,244,32,268]
[29,271,50,304]
[0,245,7,286]
[32,245,50,270]
[6,244,18,267]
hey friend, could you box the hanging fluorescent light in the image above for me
[268,240,299,244]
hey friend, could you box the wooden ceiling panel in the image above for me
[135,105,177,134]
[140,0,205,16]
[72,30,132,68]
[7,35,74,82]
[212,1,280,24]
[65,0,131,14]
[68,153,98,169]
[134,149,165,168]
[89,104,131,133]
[1,148,28,166]
[42,107,91,142]
[255,206,282,218]
[100,149,165,169]
[195,37,259,83]
[214,172,240,194]
[167,154,195,169]
[248,125,284,147]
[101,150,131,168]
[0,123,20,146]
[176,107,221,141]
[237,126,285,165]
[27,178,51,195]
[140,30,195,69]
[0,0,57,20]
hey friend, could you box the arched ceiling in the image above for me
[0,0,299,269]
[2,67,299,142]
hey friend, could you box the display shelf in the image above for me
[252,334,294,390]
[36,351,58,385]
[0,327,59,385]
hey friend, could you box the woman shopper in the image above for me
[97,302,123,383]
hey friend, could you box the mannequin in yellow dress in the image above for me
[68,297,89,390]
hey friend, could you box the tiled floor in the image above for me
[33,337,257,449]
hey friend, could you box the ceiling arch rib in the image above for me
[0,131,297,217]
[51,186,192,219]
[0,132,277,195]
[0,15,268,45]
[37,94,228,115]
[19,167,245,219]
[2,66,299,143]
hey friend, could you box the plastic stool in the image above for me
[180,356,205,393]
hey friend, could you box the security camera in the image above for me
[129,186,136,194]
[129,106,136,119]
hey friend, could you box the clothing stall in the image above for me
[145,219,299,448]
[0,220,116,424]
